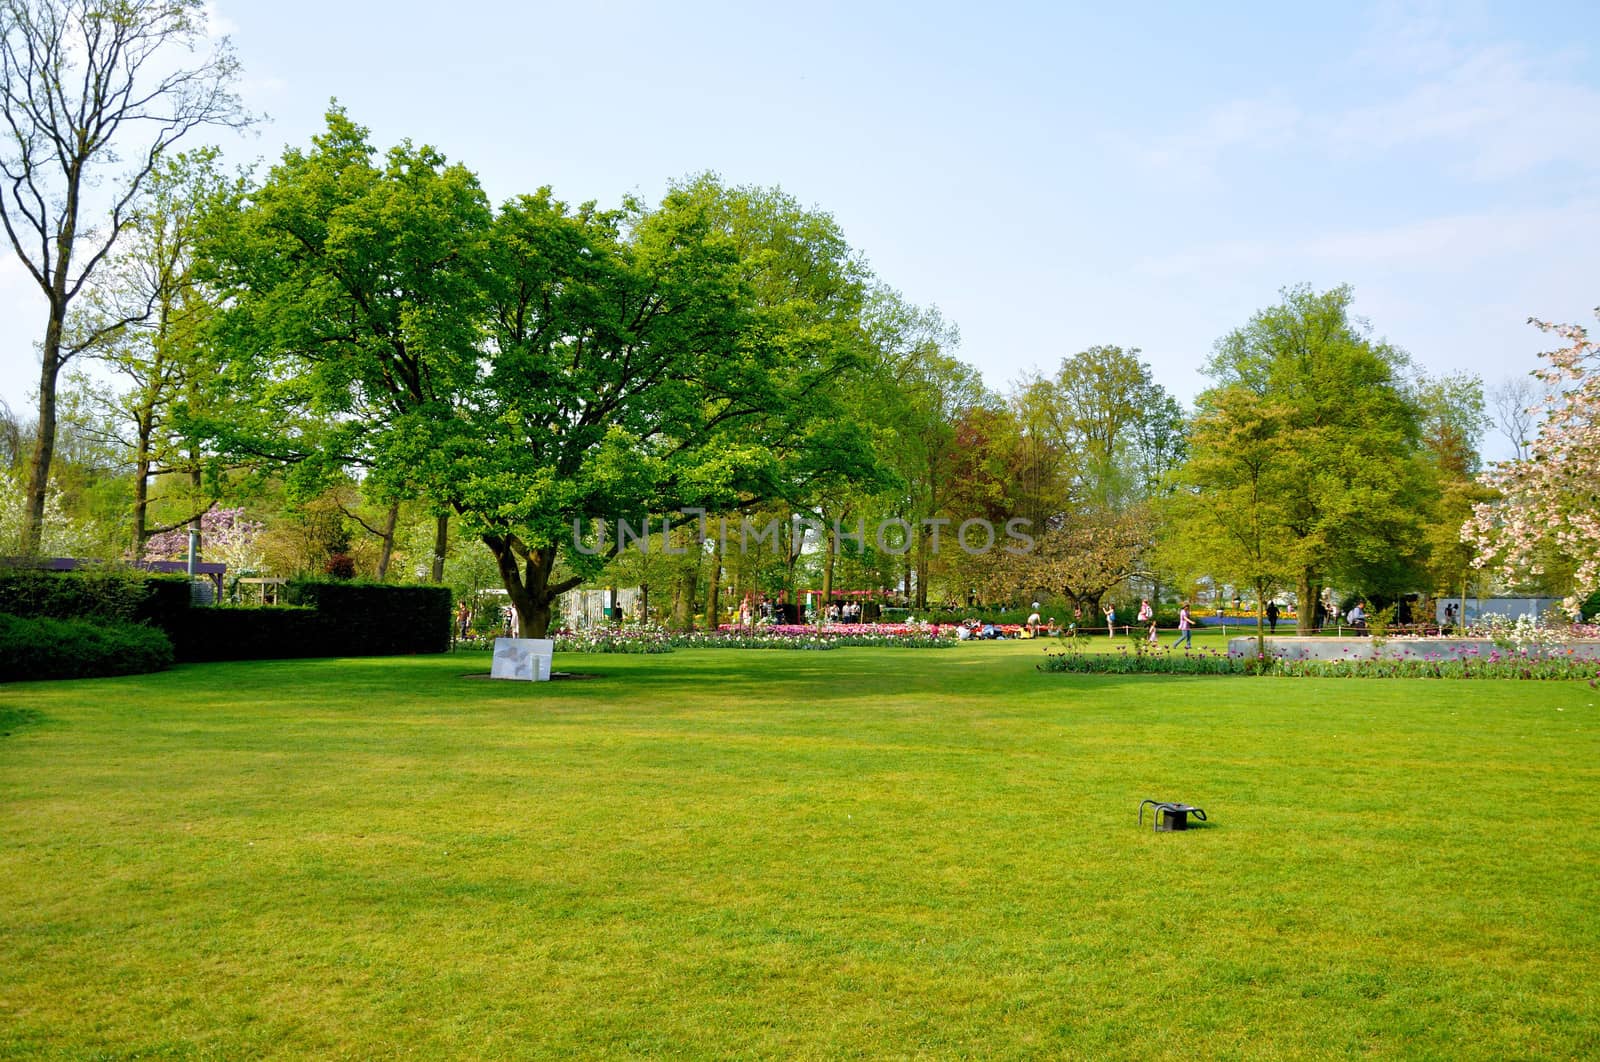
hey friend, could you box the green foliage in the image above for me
[0,613,173,681]
[197,114,888,635]
[1366,603,1398,648]
[0,567,189,629]
[1182,284,1435,623]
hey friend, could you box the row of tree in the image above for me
[4,2,1595,636]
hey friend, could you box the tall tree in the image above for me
[0,0,246,554]
[197,107,493,514]
[1203,284,1431,631]
[78,149,230,556]
[870,287,983,607]
[1413,371,1490,478]
[1164,387,1293,654]
[1410,371,1493,611]
[202,117,883,635]
[1489,374,1541,463]
[1052,345,1157,511]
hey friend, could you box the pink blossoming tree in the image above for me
[1465,311,1600,618]
[145,506,266,574]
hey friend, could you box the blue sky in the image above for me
[4,0,1597,459]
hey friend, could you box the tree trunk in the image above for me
[784,511,799,616]
[483,534,577,638]
[914,525,928,610]
[431,513,448,582]
[375,500,400,580]
[131,439,152,560]
[708,529,723,630]
[1296,569,1319,635]
[1254,578,1268,659]
[820,522,836,628]
[21,308,65,556]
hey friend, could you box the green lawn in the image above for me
[2,643,1597,1059]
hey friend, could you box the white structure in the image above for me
[490,638,554,681]
[561,588,641,629]
[1438,597,1564,625]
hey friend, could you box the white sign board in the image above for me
[491,637,554,681]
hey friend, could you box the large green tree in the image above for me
[1411,371,1494,613]
[1200,284,1432,632]
[1163,387,1293,653]
[200,113,882,635]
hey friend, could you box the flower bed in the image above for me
[1039,643,1600,681]
[454,622,955,654]
[703,624,953,649]
[718,623,954,638]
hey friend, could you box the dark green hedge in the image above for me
[170,582,450,661]
[0,613,173,682]
[0,567,190,629]
[282,580,452,655]
[168,606,327,662]
[1,568,451,665]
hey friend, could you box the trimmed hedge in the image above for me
[168,606,326,663]
[1,568,451,665]
[170,581,450,661]
[282,581,452,655]
[0,613,173,682]
[0,567,190,629]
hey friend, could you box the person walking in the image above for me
[1266,600,1279,634]
[1104,602,1117,638]
[1172,602,1193,649]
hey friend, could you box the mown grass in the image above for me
[2,642,1597,1059]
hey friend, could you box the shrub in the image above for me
[323,553,356,580]
[0,566,189,630]
[282,580,451,655]
[169,605,326,662]
[0,613,173,681]
[1579,589,1600,622]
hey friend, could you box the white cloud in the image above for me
[1304,201,1600,266]
[202,2,240,41]
[1328,46,1600,180]
[1129,99,1302,179]
[1135,199,1600,279]
[1124,6,1600,187]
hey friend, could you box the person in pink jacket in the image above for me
[1171,602,1193,649]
